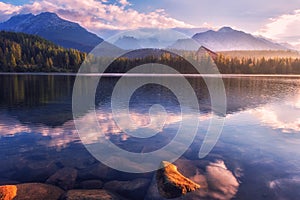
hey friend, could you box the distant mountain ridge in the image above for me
[114,36,142,50]
[170,27,288,51]
[0,12,103,52]
[111,28,193,49]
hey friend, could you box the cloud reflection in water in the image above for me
[250,93,300,133]
[0,110,212,148]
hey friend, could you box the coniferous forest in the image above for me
[0,31,300,74]
[214,53,300,74]
[0,31,86,72]
[104,51,300,74]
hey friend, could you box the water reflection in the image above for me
[249,92,300,133]
[0,110,210,148]
[0,75,300,199]
[0,113,79,148]
[0,74,74,126]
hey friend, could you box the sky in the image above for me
[0,0,300,45]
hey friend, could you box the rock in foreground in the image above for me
[156,161,200,199]
[0,183,64,200]
[0,185,17,200]
[65,189,124,200]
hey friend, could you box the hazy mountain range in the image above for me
[110,27,294,51]
[0,12,297,52]
[170,27,288,51]
[114,36,142,49]
[109,28,192,50]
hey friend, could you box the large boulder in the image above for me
[156,161,200,199]
[146,159,239,200]
[104,178,150,200]
[46,167,78,190]
[0,183,64,200]
[65,189,124,200]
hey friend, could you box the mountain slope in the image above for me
[170,27,288,51]
[0,12,103,52]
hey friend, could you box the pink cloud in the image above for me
[119,0,131,7]
[256,9,300,45]
[0,0,195,33]
[0,2,20,21]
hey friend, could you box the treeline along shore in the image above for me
[0,31,300,74]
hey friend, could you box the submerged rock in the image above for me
[65,189,124,200]
[104,178,150,200]
[12,160,59,182]
[156,161,200,199]
[46,167,78,190]
[78,163,117,181]
[80,180,103,189]
[0,183,64,200]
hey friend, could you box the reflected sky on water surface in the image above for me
[0,74,300,199]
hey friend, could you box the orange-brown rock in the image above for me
[65,189,124,200]
[0,183,64,200]
[156,161,200,199]
[0,185,17,200]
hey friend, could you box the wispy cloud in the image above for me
[256,9,300,45]
[0,0,195,33]
[119,0,131,7]
[0,2,20,17]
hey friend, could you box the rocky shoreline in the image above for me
[0,158,240,200]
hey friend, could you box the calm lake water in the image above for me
[0,74,300,199]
